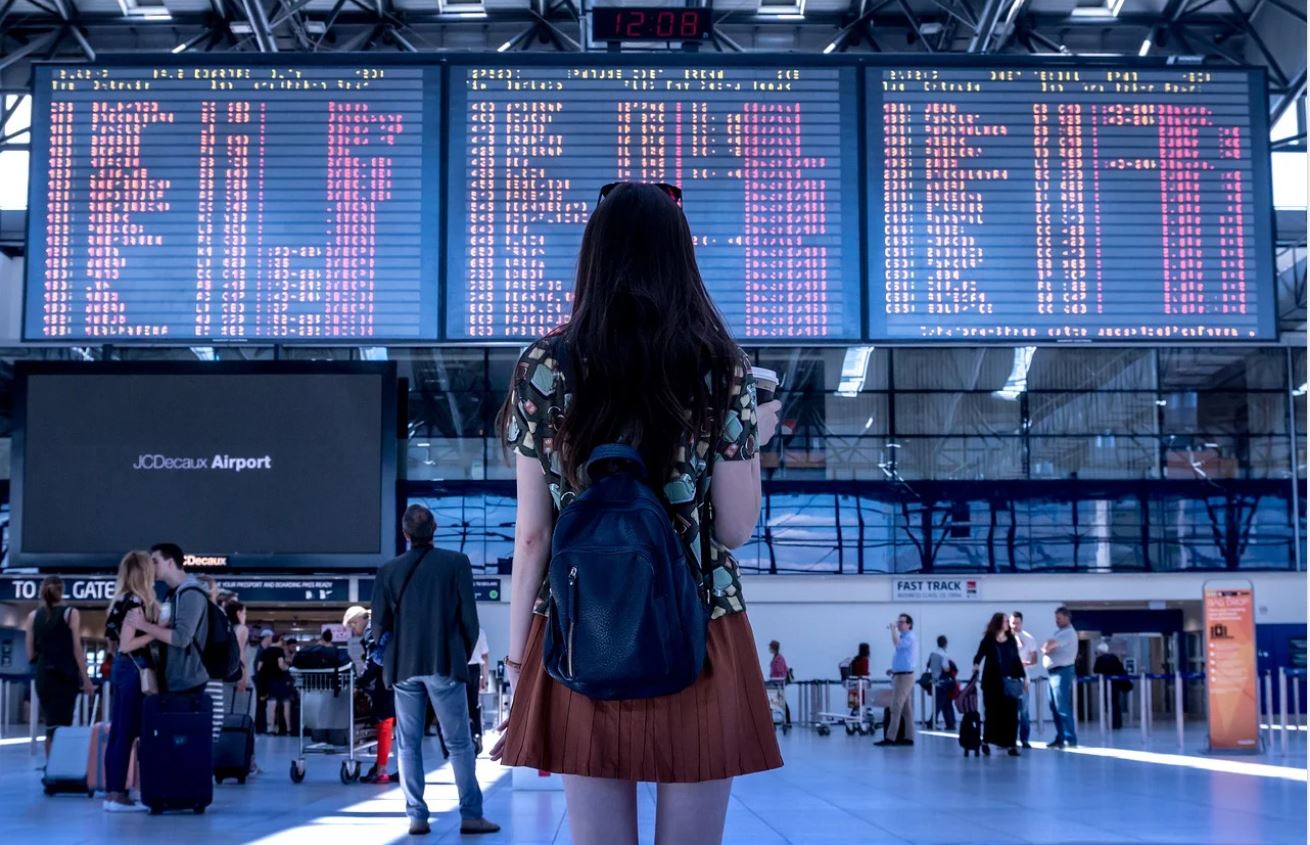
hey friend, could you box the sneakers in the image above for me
[1021,742,1032,749]
[1008,747,1021,757]
[460,819,502,835]
[408,820,431,836]
[103,800,148,813]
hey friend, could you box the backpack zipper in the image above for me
[566,566,578,679]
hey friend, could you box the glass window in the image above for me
[1026,348,1155,391]
[894,436,1024,480]
[1028,391,1159,436]
[753,347,890,392]
[0,150,27,211]
[407,439,489,481]
[1158,391,1287,436]
[1030,436,1158,480]
[806,393,889,436]
[1011,496,1148,572]
[1159,348,1286,390]
[408,491,515,572]
[1152,494,1296,570]
[891,348,1017,391]
[1272,152,1308,209]
[894,392,1020,436]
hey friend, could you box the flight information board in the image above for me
[25,63,441,342]
[446,64,863,340]
[869,66,1275,341]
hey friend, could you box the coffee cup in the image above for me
[751,367,779,405]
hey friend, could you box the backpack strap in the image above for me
[175,584,211,658]
[387,547,432,683]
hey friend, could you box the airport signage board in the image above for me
[357,576,503,604]
[0,575,115,603]
[892,577,981,601]
[1202,581,1260,752]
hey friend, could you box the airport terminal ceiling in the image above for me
[0,0,1303,338]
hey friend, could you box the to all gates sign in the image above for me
[1,576,115,603]
[893,577,981,601]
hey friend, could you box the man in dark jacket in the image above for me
[374,504,498,837]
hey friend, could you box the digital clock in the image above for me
[591,7,712,41]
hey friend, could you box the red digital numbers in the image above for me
[601,8,704,39]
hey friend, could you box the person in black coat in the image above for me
[972,612,1028,757]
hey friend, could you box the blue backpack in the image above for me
[543,443,710,700]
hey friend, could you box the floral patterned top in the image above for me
[507,335,759,620]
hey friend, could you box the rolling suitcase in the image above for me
[87,721,113,794]
[955,676,983,757]
[139,692,214,814]
[214,689,254,784]
[42,725,94,796]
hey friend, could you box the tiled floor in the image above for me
[0,724,1304,845]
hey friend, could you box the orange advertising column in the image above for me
[1202,581,1260,753]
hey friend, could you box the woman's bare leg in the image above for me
[562,775,638,845]
[654,778,733,845]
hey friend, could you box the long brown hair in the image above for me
[40,575,63,608]
[984,612,1009,640]
[498,182,740,489]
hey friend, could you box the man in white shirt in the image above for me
[1041,606,1079,748]
[466,629,490,753]
[925,636,956,731]
[1010,612,1039,749]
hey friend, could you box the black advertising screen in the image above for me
[24,62,440,342]
[11,363,397,570]
[869,66,1275,341]
[446,63,863,341]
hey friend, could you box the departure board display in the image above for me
[25,63,440,342]
[869,66,1275,341]
[446,64,863,340]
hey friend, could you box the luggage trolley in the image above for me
[817,676,885,736]
[288,665,376,784]
[765,680,790,734]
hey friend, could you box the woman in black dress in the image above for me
[972,612,1028,757]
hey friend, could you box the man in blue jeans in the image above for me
[374,505,500,836]
[1042,606,1079,749]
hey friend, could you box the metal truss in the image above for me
[0,0,1304,323]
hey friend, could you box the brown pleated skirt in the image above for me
[500,611,784,783]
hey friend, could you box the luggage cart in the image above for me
[817,677,884,736]
[288,665,376,785]
[766,680,790,734]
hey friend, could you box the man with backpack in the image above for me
[374,505,499,837]
[125,542,241,814]
[129,543,211,694]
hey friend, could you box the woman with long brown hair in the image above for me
[492,182,784,845]
[971,612,1028,757]
[24,575,95,757]
[102,550,159,811]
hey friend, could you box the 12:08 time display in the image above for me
[591,8,711,41]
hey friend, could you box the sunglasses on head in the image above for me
[597,182,683,208]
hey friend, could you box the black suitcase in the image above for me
[140,693,214,814]
[958,711,983,757]
[214,713,254,784]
